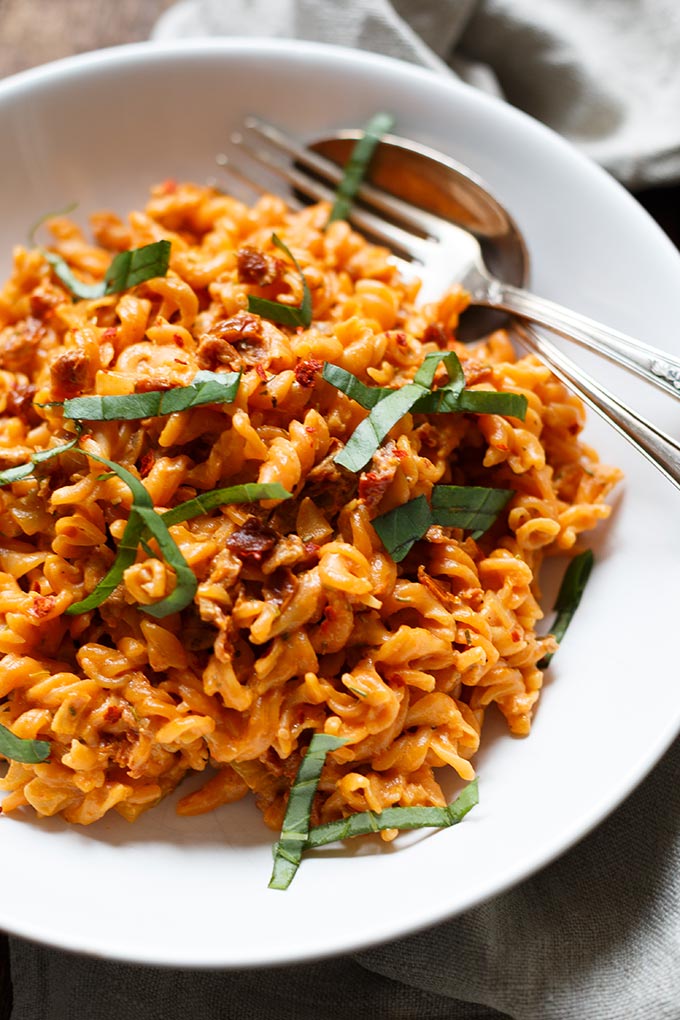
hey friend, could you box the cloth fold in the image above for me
[7,3,680,1018]
[10,739,680,1019]
[152,0,680,188]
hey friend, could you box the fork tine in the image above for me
[244,116,449,242]
[215,149,302,208]
[232,131,431,263]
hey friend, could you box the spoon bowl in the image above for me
[310,130,529,339]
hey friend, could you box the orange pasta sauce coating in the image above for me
[0,184,621,834]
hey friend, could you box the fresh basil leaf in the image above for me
[453,389,528,419]
[63,370,241,421]
[413,350,465,391]
[372,494,434,562]
[321,363,392,409]
[327,112,395,224]
[66,450,196,619]
[161,483,291,528]
[305,779,478,848]
[133,506,198,619]
[103,240,171,294]
[44,240,170,302]
[335,382,425,473]
[538,549,594,668]
[373,485,515,561]
[42,253,106,301]
[334,352,467,473]
[0,436,80,488]
[269,733,348,890]
[431,485,514,539]
[65,510,144,616]
[247,233,312,328]
[0,723,50,764]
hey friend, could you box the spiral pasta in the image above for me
[0,181,621,837]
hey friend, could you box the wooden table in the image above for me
[0,3,677,1016]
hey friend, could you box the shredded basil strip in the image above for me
[103,240,171,294]
[431,485,514,540]
[538,549,594,668]
[0,723,51,764]
[66,451,197,619]
[43,240,171,302]
[160,482,291,528]
[133,506,198,619]
[327,112,395,224]
[334,351,466,473]
[373,484,515,562]
[247,233,312,328]
[305,778,478,848]
[269,733,349,890]
[0,436,80,487]
[451,389,528,418]
[62,370,241,422]
[372,494,433,563]
[321,363,392,409]
[65,511,145,616]
[328,352,526,473]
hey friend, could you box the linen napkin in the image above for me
[9,3,680,1018]
[153,0,680,188]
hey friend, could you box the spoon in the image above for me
[308,130,680,400]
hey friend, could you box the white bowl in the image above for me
[1,38,679,967]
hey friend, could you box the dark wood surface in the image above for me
[0,4,677,1017]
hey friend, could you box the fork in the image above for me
[230,118,680,491]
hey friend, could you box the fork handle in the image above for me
[515,325,680,491]
[485,281,680,400]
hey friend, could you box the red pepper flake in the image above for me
[294,358,322,388]
[255,363,267,381]
[422,322,449,346]
[160,179,178,195]
[139,452,155,478]
[30,594,56,620]
[104,705,123,724]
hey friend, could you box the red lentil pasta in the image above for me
[0,182,621,834]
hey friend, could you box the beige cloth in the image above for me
[152,0,680,187]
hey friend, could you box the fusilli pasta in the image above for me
[0,182,621,837]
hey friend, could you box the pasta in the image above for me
[0,181,621,840]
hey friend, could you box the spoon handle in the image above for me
[515,324,680,492]
[491,282,680,401]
